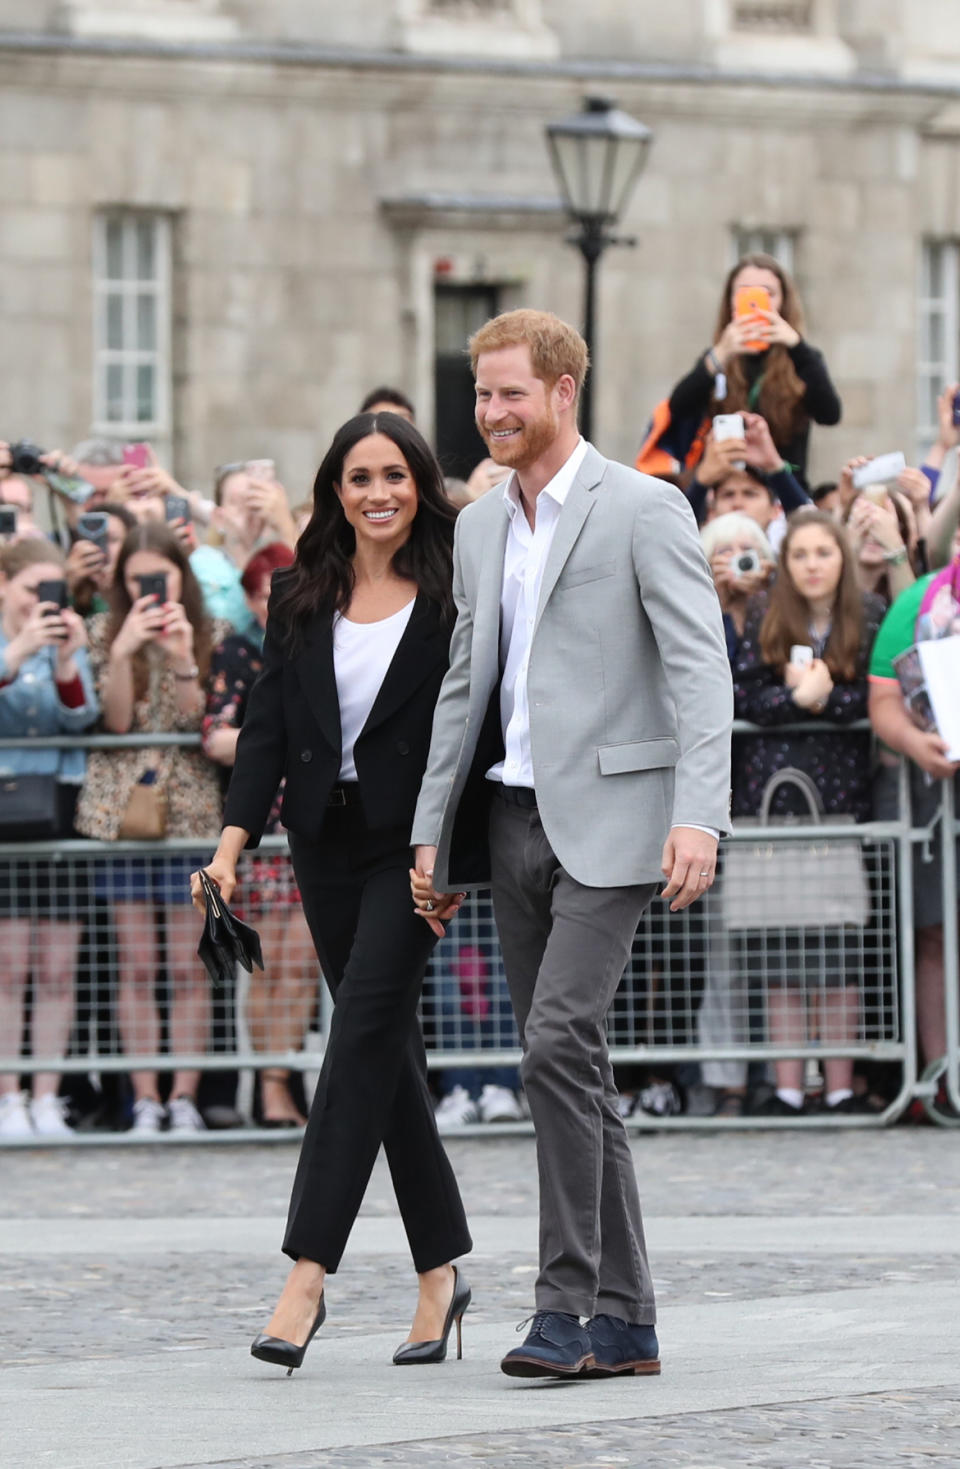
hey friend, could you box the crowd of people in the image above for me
[1,255,959,1142]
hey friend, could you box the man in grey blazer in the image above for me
[411,309,732,1379]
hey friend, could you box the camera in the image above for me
[734,549,761,578]
[6,439,95,505]
[9,440,45,477]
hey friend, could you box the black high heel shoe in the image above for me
[251,1292,326,1376]
[392,1265,471,1365]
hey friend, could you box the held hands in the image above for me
[660,827,718,913]
[410,844,466,938]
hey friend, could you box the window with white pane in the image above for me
[917,241,959,454]
[731,228,795,274]
[93,213,171,434]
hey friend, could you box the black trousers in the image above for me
[282,807,472,1274]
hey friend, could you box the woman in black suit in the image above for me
[191,413,472,1369]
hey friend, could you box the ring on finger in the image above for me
[424,900,435,912]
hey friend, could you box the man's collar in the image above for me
[501,437,589,519]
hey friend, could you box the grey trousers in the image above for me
[489,797,658,1323]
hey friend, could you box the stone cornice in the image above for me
[2,28,960,100]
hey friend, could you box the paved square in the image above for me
[3,1130,959,1467]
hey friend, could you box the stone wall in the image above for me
[1,5,960,492]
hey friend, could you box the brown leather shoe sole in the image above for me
[500,1351,595,1378]
[583,1357,661,1378]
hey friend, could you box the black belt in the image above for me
[327,782,363,807]
[493,783,538,810]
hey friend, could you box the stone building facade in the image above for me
[2,0,960,494]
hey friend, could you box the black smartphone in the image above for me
[0,507,17,537]
[36,578,68,612]
[164,495,192,525]
[136,572,168,604]
[953,389,960,429]
[76,510,109,554]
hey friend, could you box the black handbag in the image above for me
[196,869,264,987]
[0,773,60,840]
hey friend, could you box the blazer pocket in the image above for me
[598,738,680,775]
[557,559,617,590]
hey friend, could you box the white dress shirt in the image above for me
[486,438,717,844]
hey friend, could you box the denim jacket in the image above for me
[0,633,99,784]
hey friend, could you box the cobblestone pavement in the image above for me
[6,1130,960,1467]
[178,1390,960,1469]
[2,1251,955,1368]
[5,1127,958,1220]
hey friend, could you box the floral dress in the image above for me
[203,631,300,911]
[732,591,885,823]
[75,613,228,841]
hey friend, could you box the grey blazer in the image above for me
[411,444,734,890]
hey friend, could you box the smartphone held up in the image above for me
[734,284,772,353]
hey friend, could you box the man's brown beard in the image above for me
[479,407,559,470]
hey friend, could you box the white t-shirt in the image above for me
[333,600,415,781]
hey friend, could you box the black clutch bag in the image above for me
[197,869,264,987]
[0,773,60,840]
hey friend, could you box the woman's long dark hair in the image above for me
[760,509,865,682]
[107,521,214,700]
[271,413,456,649]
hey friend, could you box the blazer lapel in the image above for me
[534,448,606,631]
[360,592,449,737]
[474,495,511,675]
[294,611,341,755]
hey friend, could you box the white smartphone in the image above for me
[790,644,814,668]
[851,452,906,491]
[712,413,745,470]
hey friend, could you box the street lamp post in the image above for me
[545,96,653,443]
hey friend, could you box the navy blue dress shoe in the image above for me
[500,1310,595,1378]
[585,1314,661,1376]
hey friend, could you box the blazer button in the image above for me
[300,749,313,763]
[396,740,410,756]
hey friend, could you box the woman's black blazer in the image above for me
[222,581,452,848]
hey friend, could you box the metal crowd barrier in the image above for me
[0,726,957,1142]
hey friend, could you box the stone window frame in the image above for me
[731,1,815,32]
[730,227,796,276]
[92,210,172,437]
[917,240,960,454]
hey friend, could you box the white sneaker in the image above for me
[29,1094,73,1139]
[0,1091,34,1140]
[167,1095,206,1133]
[434,1085,479,1133]
[130,1097,167,1134]
[638,1081,683,1118]
[477,1084,523,1123]
[617,1090,637,1120]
